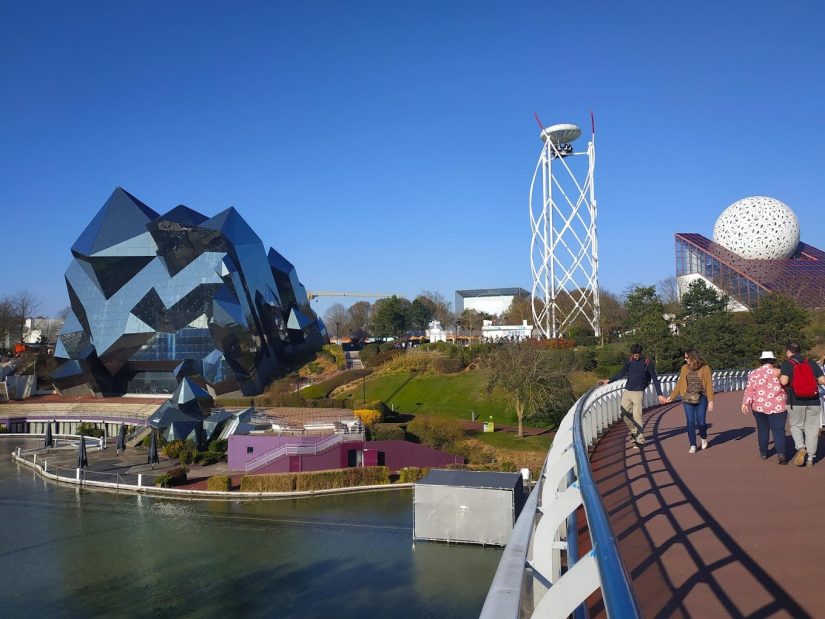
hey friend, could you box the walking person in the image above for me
[667,349,714,453]
[741,351,788,464]
[779,343,825,467]
[600,344,668,449]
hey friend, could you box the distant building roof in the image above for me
[675,233,825,309]
[456,288,530,298]
[417,469,522,490]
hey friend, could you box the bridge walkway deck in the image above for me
[591,390,823,618]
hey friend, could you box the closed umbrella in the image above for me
[44,421,53,449]
[77,435,88,469]
[116,424,126,454]
[148,431,159,467]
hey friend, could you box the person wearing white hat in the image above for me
[742,351,788,464]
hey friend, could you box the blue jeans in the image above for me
[683,395,708,447]
[753,410,787,457]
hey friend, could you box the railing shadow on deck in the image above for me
[591,403,812,619]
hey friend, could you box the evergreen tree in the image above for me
[749,294,810,355]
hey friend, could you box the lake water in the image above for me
[0,438,501,618]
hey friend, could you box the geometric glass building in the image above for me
[51,188,326,397]
[675,196,825,311]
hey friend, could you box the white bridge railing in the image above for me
[481,368,750,618]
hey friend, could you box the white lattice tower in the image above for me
[530,121,601,339]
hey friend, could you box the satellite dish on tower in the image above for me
[540,123,582,145]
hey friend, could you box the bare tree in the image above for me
[323,303,350,340]
[347,301,371,337]
[487,345,575,437]
[11,290,41,343]
[656,276,681,313]
[420,290,455,327]
[57,305,72,320]
[0,296,14,351]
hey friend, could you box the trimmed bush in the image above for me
[432,356,465,374]
[207,475,231,491]
[354,408,383,429]
[294,466,390,491]
[240,473,297,492]
[0,424,8,433]
[378,342,396,353]
[407,417,465,451]
[155,466,188,488]
[239,467,390,492]
[398,466,429,483]
[370,423,406,441]
[208,439,228,454]
[363,349,401,368]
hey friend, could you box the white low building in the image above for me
[481,319,534,341]
[426,320,449,343]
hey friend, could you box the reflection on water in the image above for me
[0,439,501,618]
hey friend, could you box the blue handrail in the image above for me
[572,386,641,618]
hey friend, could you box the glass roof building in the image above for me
[52,188,326,397]
[675,233,825,310]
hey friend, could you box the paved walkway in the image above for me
[591,390,823,618]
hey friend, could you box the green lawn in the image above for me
[470,431,553,452]
[339,369,518,424]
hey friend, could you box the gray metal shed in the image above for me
[413,469,526,546]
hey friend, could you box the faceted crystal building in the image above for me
[52,188,326,397]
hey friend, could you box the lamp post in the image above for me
[362,372,366,405]
[334,321,340,344]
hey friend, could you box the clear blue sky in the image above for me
[2,1,824,317]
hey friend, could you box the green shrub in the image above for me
[0,424,8,433]
[407,417,465,451]
[207,475,231,491]
[379,342,396,353]
[432,356,465,374]
[77,422,105,438]
[574,349,598,371]
[322,344,347,370]
[398,467,429,483]
[209,439,228,453]
[199,453,219,466]
[370,423,406,441]
[155,466,188,488]
[163,439,197,459]
[359,343,380,366]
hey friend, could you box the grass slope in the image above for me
[340,369,518,424]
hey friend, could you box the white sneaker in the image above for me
[689,445,697,454]
[701,439,708,450]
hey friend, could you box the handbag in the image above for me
[684,369,703,404]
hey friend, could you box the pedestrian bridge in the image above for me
[482,371,824,618]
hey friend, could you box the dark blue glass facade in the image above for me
[52,188,326,396]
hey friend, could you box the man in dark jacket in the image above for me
[600,344,668,448]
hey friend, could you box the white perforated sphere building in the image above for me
[712,196,800,260]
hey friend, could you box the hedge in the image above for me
[432,356,465,374]
[239,466,390,492]
[300,368,371,399]
[370,423,406,441]
[207,475,231,491]
[398,467,429,483]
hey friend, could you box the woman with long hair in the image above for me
[667,349,715,453]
